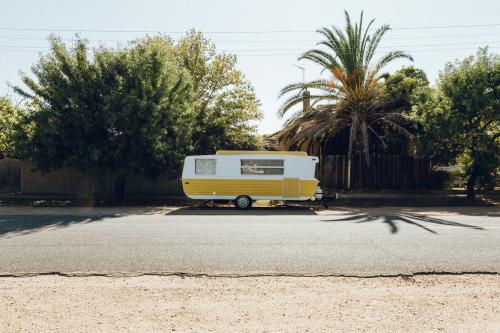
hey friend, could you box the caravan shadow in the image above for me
[167,206,318,216]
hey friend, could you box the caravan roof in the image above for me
[216,150,307,156]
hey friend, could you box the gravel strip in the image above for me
[1,275,499,332]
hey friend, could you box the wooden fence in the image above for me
[320,154,432,190]
[0,159,20,192]
[0,155,432,195]
[19,160,183,196]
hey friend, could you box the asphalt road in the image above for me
[0,207,499,276]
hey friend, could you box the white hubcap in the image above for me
[237,197,250,208]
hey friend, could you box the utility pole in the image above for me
[292,64,305,84]
[292,64,310,111]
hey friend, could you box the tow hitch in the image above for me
[321,193,338,208]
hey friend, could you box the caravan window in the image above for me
[195,159,216,174]
[241,159,284,175]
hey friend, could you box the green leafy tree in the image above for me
[0,97,23,158]
[174,31,263,153]
[15,36,194,200]
[277,11,413,188]
[383,67,430,155]
[384,66,429,110]
[409,86,458,164]
[412,48,499,198]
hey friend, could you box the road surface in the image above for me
[0,206,499,276]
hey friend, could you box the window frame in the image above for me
[240,159,285,175]
[195,158,217,175]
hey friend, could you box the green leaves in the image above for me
[175,31,263,154]
[439,48,499,193]
[15,36,194,180]
[0,97,23,158]
[411,48,499,195]
[102,37,195,177]
[13,31,263,186]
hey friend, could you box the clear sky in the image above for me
[1,0,499,134]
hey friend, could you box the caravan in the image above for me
[181,151,323,209]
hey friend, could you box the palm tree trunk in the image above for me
[318,143,323,184]
[359,121,370,170]
[321,139,328,191]
[347,124,355,190]
[361,123,370,188]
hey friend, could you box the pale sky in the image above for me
[1,0,499,134]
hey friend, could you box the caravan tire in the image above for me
[235,195,252,209]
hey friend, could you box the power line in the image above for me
[2,40,499,51]
[388,23,500,30]
[0,23,499,34]
[223,41,500,52]
[1,33,500,44]
[0,45,49,49]
[236,47,500,56]
[379,32,500,40]
[0,46,497,56]
[0,36,127,42]
[201,32,500,42]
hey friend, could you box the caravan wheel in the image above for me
[235,195,252,209]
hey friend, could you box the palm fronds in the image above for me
[277,10,414,172]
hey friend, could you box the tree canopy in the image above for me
[381,67,431,156]
[0,97,22,158]
[15,36,194,198]
[384,66,429,111]
[411,48,499,198]
[174,31,262,154]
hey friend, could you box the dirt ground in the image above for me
[0,275,499,332]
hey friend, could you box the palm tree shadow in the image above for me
[322,214,485,234]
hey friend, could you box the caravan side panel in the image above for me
[182,178,318,200]
[182,179,282,197]
[299,179,317,197]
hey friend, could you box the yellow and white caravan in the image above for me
[181,150,323,209]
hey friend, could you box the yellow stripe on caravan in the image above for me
[216,150,307,156]
[182,179,318,198]
[299,179,317,197]
[283,178,300,197]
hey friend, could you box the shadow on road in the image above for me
[0,214,113,239]
[321,214,485,234]
[167,206,318,216]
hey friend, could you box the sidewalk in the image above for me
[0,203,498,218]
[333,190,499,207]
[0,190,498,207]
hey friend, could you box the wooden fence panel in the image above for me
[0,159,20,193]
[320,154,431,190]
[125,175,183,195]
[20,160,182,196]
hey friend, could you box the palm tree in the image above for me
[278,11,413,189]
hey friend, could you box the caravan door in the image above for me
[283,178,300,198]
